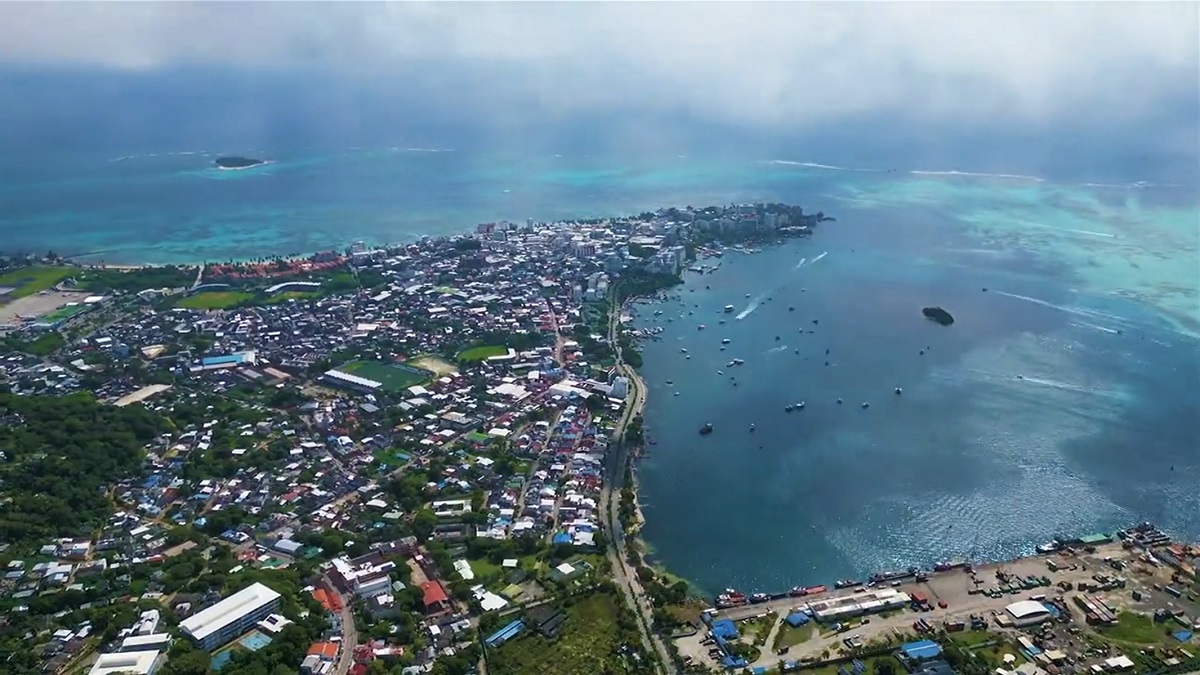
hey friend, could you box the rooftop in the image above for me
[179,582,281,641]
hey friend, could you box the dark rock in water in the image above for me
[214,156,265,169]
[922,306,955,325]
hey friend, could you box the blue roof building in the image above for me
[786,611,810,627]
[901,639,944,661]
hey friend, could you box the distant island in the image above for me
[923,306,955,325]
[214,156,266,170]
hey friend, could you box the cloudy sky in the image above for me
[0,2,1196,171]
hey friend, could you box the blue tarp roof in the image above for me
[201,354,243,366]
[722,656,748,669]
[552,533,572,545]
[711,619,738,639]
[1174,630,1193,642]
[486,619,524,647]
[901,639,943,661]
[786,612,810,627]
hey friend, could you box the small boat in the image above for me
[727,361,736,367]
[895,387,902,395]
[836,398,843,405]
[674,392,680,397]
[1036,541,1061,554]
[698,324,706,330]
[733,358,744,365]
[789,306,795,311]
[861,402,870,409]
[717,370,724,375]
[749,423,755,432]
[724,304,735,313]
[749,592,769,604]
[665,380,674,385]
[680,347,688,353]
[796,401,805,409]
[785,405,794,412]
[722,338,731,344]
[775,335,781,341]
[699,422,714,435]
[745,293,751,298]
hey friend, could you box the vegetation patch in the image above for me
[1100,611,1172,645]
[457,344,509,362]
[339,359,432,391]
[773,621,815,650]
[39,303,90,323]
[0,265,74,300]
[176,290,255,310]
[489,591,640,675]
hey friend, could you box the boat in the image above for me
[789,586,807,597]
[680,347,688,353]
[749,592,770,604]
[796,402,805,409]
[699,423,714,435]
[785,404,794,412]
[674,392,680,397]
[665,380,673,385]
[834,579,860,589]
[861,402,870,409]
[868,567,920,584]
[1036,541,1061,554]
[895,387,903,395]
[698,324,706,330]
[722,338,731,344]
[724,304,735,313]
[733,358,744,365]
[727,361,736,367]
[749,424,755,432]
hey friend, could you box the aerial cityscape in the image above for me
[0,3,1198,675]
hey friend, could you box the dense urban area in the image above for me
[0,203,1197,675]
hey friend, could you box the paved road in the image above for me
[600,297,675,674]
[324,575,359,675]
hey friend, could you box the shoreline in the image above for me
[616,244,1193,602]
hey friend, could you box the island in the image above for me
[213,155,266,170]
[923,306,955,325]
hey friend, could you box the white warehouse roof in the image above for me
[90,650,161,675]
[1006,600,1051,619]
[179,582,281,642]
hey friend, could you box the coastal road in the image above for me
[601,297,676,674]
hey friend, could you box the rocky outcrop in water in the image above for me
[922,306,954,325]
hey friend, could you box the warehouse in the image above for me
[179,582,282,650]
[808,588,910,622]
[1004,600,1053,628]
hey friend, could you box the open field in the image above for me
[410,354,458,376]
[340,359,431,391]
[458,344,508,362]
[262,290,321,304]
[0,265,74,301]
[40,303,91,323]
[176,290,255,309]
[489,592,638,675]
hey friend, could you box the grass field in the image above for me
[176,290,255,310]
[1100,612,1171,645]
[490,592,637,675]
[40,303,90,322]
[458,344,508,362]
[773,621,815,650]
[263,290,321,304]
[340,360,432,391]
[0,265,74,301]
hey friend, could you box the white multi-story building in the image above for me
[179,583,282,651]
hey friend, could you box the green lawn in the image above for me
[339,360,431,391]
[176,290,255,309]
[0,265,74,299]
[40,303,90,322]
[490,592,638,675]
[458,344,509,362]
[773,621,815,650]
[1100,612,1172,645]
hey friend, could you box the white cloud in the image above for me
[0,2,1195,130]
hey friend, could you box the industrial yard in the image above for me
[676,527,1200,674]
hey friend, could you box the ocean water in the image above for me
[2,145,1197,594]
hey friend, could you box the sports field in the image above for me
[339,360,432,391]
[177,291,254,309]
[458,344,508,362]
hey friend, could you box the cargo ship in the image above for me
[868,566,920,584]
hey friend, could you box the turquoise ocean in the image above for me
[2,146,1197,594]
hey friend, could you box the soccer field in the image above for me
[339,360,432,391]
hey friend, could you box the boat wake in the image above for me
[1070,321,1121,335]
[793,257,807,270]
[1015,376,1104,396]
[736,300,761,320]
[764,344,788,355]
[991,291,1129,326]
[1033,224,1116,239]
[765,160,880,172]
[910,169,1045,182]
[809,251,828,265]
